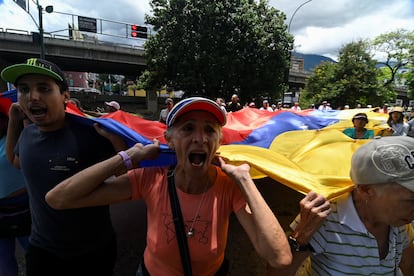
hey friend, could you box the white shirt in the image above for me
[291,193,414,276]
[159,108,169,123]
[318,105,332,111]
[260,107,273,112]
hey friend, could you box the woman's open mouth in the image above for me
[189,152,207,166]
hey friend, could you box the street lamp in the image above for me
[285,0,312,102]
[35,1,53,59]
[288,0,312,33]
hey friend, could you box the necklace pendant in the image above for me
[187,228,194,237]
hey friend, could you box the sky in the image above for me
[1,0,414,60]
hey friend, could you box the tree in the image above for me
[299,61,336,108]
[407,63,414,99]
[405,40,414,99]
[371,29,414,88]
[300,40,392,108]
[334,41,391,107]
[143,0,292,101]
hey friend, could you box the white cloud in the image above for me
[271,0,414,58]
[1,0,413,59]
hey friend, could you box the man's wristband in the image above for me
[288,235,313,252]
[118,151,132,170]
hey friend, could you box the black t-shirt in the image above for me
[227,102,242,112]
[16,116,116,257]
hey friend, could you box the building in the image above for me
[284,56,309,105]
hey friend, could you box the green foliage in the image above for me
[143,0,292,101]
[136,69,156,90]
[407,67,414,99]
[406,47,414,98]
[299,61,336,108]
[300,40,395,108]
[335,41,391,107]
[371,29,414,88]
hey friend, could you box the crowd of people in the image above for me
[210,96,414,118]
[209,95,414,139]
[0,57,413,276]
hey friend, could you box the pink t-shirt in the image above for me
[128,166,246,276]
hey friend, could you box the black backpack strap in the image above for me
[167,168,193,276]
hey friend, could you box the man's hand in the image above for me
[9,103,27,123]
[93,123,127,151]
[292,191,331,245]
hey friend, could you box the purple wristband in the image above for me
[118,151,132,170]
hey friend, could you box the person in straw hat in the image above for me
[385,106,409,136]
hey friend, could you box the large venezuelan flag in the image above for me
[65,103,389,199]
[2,90,390,199]
[0,89,18,102]
[0,89,16,116]
[218,108,388,198]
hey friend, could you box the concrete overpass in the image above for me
[0,28,313,107]
[0,29,147,89]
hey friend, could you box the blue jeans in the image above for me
[0,236,29,276]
